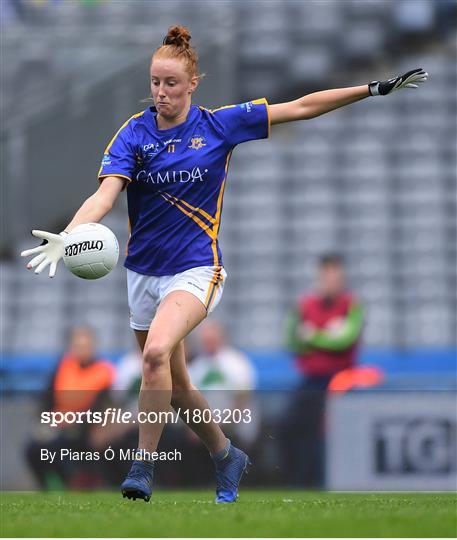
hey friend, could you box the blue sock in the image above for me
[211,439,231,462]
[134,449,155,466]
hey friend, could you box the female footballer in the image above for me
[21,25,427,503]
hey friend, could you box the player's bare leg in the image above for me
[134,332,227,455]
[169,340,228,453]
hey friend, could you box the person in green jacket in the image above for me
[281,253,364,486]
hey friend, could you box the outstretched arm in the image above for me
[270,85,369,124]
[269,68,428,126]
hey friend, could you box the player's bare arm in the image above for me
[21,176,125,277]
[64,176,125,232]
[270,85,369,124]
[269,68,428,125]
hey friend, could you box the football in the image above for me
[63,223,119,279]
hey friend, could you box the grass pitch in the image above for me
[1,490,456,537]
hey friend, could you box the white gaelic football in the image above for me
[63,223,119,279]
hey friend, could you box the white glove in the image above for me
[21,230,68,278]
[369,68,428,96]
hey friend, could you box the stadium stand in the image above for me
[1,0,456,360]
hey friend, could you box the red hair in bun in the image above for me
[153,25,200,78]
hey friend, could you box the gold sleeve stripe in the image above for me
[98,174,132,184]
[206,104,237,114]
[252,97,270,138]
[202,100,270,137]
[103,110,145,155]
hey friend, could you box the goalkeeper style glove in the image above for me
[368,68,428,96]
[21,230,68,278]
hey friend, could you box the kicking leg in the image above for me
[168,328,251,503]
[170,340,227,454]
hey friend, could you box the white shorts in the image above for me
[127,265,227,331]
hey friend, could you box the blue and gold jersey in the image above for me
[98,100,270,276]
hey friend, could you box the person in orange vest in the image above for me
[25,326,114,490]
[281,253,364,487]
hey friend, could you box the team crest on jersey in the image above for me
[188,136,207,150]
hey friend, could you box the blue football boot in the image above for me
[213,441,251,503]
[121,458,154,502]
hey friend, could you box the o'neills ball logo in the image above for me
[65,240,104,256]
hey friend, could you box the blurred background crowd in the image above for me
[1,0,456,491]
